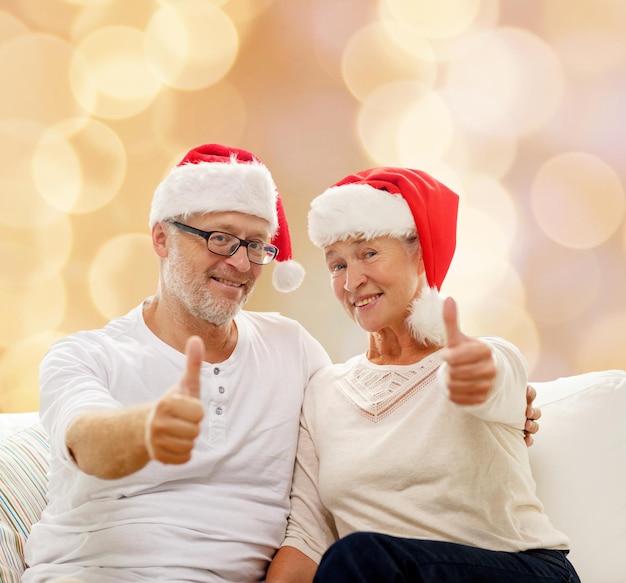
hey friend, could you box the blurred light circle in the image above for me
[552,30,625,78]
[530,152,625,248]
[223,0,276,22]
[6,0,78,35]
[32,118,126,214]
[446,247,524,303]
[89,233,157,320]
[409,0,501,64]
[59,0,114,5]
[525,247,601,324]
[457,199,515,257]
[151,83,247,154]
[0,10,29,41]
[357,80,430,165]
[0,215,73,287]
[145,0,239,91]
[0,119,68,229]
[576,308,626,371]
[0,178,64,229]
[445,28,565,136]
[442,89,517,178]
[380,0,481,38]
[341,21,437,102]
[463,174,517,244]
[0,275,66,348]
[0,331,66,412]
[70,25,162,119]
[542,0,626,76]
[0,33,87,125]
[396,90,454,169]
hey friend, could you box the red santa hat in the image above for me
[308,166,459,289]
[150,144,304,292]
[308,166,459,345]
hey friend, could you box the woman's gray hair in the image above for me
[402,233,420,255]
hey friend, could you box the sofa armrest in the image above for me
[529,369,626,583]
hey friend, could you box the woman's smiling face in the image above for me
[324,235,425,335]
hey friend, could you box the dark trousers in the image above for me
[313,532,581,583]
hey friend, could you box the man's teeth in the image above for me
[354,295,379,307]
[215,277,242,287]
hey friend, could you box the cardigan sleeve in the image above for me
[437,336,529,428]
[280,396,338,564]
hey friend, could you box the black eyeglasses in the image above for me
[169,221,279,265]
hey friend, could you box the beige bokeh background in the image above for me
[0,0,624,412]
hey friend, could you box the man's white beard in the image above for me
[162,244,253,326]
[405,286,446,347]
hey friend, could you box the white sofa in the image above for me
[1,370,625,582]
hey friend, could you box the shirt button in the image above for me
[213,367,220,375]
[218,386,225,394]
[215,407,223,415]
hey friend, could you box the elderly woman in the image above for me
[267,167,580,583]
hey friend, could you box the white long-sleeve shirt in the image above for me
[282,337,570,563]
[24,303,331,583]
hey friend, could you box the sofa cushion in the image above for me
[529,369,626,583]
[0,424,49,581]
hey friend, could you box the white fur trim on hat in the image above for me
[308,183,417,247]
[149,158,278,231]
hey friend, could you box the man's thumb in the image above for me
[443,297,464,348]
[180,336,204,398]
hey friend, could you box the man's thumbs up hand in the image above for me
[441,297,496,405]
[179,336,203,399]
[144,336,205,464]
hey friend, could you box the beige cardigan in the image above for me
[282,337,569,563]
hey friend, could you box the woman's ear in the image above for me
[416,252,426,276]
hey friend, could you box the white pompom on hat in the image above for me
[308,166,460,345]
[150,143,304,293]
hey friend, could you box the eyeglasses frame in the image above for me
[168,221,279,265]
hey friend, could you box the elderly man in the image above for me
[22,144,331,583]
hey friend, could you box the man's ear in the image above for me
[152,222,169,258]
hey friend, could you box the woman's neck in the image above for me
[366,327,441,365]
